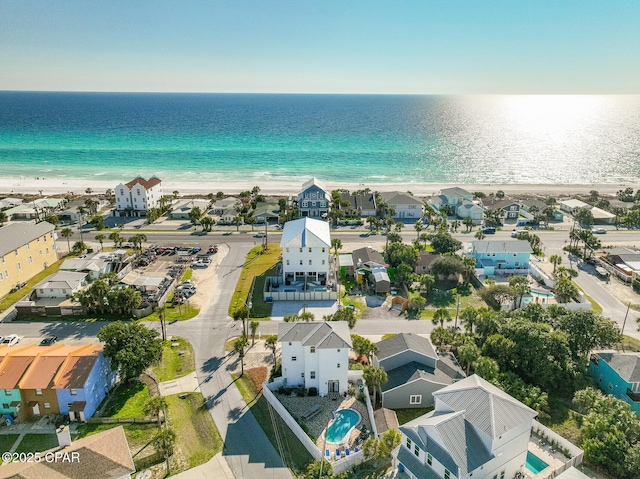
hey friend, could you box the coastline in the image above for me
[1,177,638,198]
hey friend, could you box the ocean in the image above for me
[0,92,639,186]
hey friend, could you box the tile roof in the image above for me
[376,333,437,363]
[0,425,135,479]
[596,352,640,383]
[280,217,331,248]
[472,240,533,254]
[0,222,55,257]
[278,321,352,349]
[124,175,161,189]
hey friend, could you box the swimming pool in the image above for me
[531,290,554,299]
[325,409,361,444]
[525,451,549,474]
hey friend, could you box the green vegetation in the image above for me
[165,393,223,470]
[232,372,313,473]
[0,259,62,312]
[145,295,200,322]
[229,244,282,320]
[152,337,195,382]
[101,382,151,418]
[394,407,433,425]
[15,434,59,453]
[0,434,20,458]
[574,284,603,314]
[381,333,396,340]
[181,268,193,282]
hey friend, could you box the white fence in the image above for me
[265,290,338,301]
[530,262,555,288]
[532,419,583,479]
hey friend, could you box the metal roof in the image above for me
[596,352,640,383]
[34,271,87,290]
[472,240,533,254]
[0,222,55,257]
[280,217,331,248]
[439,187,473,199]
[300,177,327,192]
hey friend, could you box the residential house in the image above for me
[213,197,242,224]
[559,198,590,214]
[169,199,211,220]
[414,252,440,275]
[33,271,88,298]
[114,176,162,217]
[378,191,423,220]
[338,254,355,276]
[373,334,465,409]
[558,198,615,223]
[352,247,390,294]
[397,375,537,479]
[53,345,117,421]
[604,247,640,280]
[0,425,136,479]
[278,321,352,395]
[455,200,484,223]
[0,222,58,299]
[590,351,640,414]
[470,240,532,276]
[60,256,110,281]
[18,345,84,420]
[298,178,329,218]
[429,187,475,213]
[280,217,330,285]
[7,198,66,221]
[338,191,377,218]
[487,199,521,220]
[56,198,108,224]
[519,198,564,222]
[0,345,37,417]
[253,202,281,224]
[0,197,23,209]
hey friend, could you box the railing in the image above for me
[626,389,640,402]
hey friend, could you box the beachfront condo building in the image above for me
[114,176,162,217]
[0,222,58,299]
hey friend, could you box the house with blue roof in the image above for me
[397,375,537,479]
[589,351,640,414]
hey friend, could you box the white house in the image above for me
[114,176,162,216]
[59,257,110,281]
[33,272,88,298]
[429,187,475,213]
[397,375,537,479]
[280,217,330,285]
[455,200,484,223]
[169,199,211,220]
[278,321,352,396]
[378,191,423,220]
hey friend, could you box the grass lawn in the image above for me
[144,296,200,322]
[152,337,195,382]
[0,259,63,312]
[420,282,484,320]
[101,382,150,418]
[0,434,20,457]
[229,244,282,320]
[165,393,223,471]
[14,434,59,453]
[575,285,603,315]
[541,394,584,448]
[181,268,193,282]
[232,372,313,473]
[619,335,640,352]
[341,294,367,316]
[394,407,433,425]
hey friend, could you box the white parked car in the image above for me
[592,228,607,234]
[1,334,20,346]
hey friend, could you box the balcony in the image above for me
[626,389,640,403]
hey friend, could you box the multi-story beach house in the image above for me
[114,176,162,217]
[280,217,330,286]
[0,345,36,417]
[378,191,423,220]
[0,222,58,299]
[469,240,532,277]
[53,345,117,422]
[278,321,352,395]
[590,351,640,414]
[429,187,475,213]
[397,375,537,479]
[297,178,329,218]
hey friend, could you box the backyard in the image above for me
[419,280,485,320]
[152,336,195,382]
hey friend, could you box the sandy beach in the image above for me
[1,177,638,199]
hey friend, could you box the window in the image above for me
[493,475,497,479]
[44,402,51,409]
[322,248,325,253]
[310,371,316,379]
[0,272,3,280]
[414,444,419,457]
[309,260,312,265]
[445,470,451,479]
[292,357,297,361]
[35,389,42,396]
[427,453,432,466]
[70,389,77,395]
[4,389,11,395]
[39,250,42,255]
[46,248,49,255]
[500,472,505,479]
[337,349,340,352]
[26,244,30,250]
[312,201,316,207]
[2,403,8,409]
[286,248,289,253]
[410,395,422,405]
[14,250,18,256]
[137,190,141,195]
[4,270,8,277]
[300,248,303,253]
[17,263,21,271]
[29,256,32,263]
[322,260,325,265]
[1,256,4,264]
[337,363,340,368]
[286,260,290,265]
[515,262,519,266]
[406,438,412,449]
[302,201,308,207]
[310,347,315,353]
[308,248,312,253]
[301,373,304,378]
[300,260,303,265]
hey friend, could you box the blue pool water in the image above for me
[531,290,554,299]
[525,451,549,474]
[325,409,361,444]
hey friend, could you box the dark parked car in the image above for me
[40,336,58,346]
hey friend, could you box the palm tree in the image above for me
[95,234,106,252]
[363,365,388,407]
[463,217,474,232]
[60,227,73,252]
[144,395,167,427]
[508,275,530,309]
[154,305,167,341]
[331,238,342,258]
[172,190,180,199]
[234,334,249,376]
[130,233,147,252]
[458,342,481,375]
[233,215,243,232]
[249,321,259,346]
[549,254,562,274]
[108,231,122,248]
[232,305,250,337]
[265,334,278,364]
[432,308,452,328]
[414,219,424,239]
[459,306,478,333]
[451,220,460,232]
[0,211,7,226]
[152,427,176,476]
[554,277,579,304]
[474,230,485,240]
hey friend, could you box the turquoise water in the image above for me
[531,290,554,298]
[1,92,640,186]
[325,409,361,444]
[525,451,549,474]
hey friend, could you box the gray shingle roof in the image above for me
[472,240,533,254]
[352,247,385,268]
[379,191,423,206]
[278,321,351,349]
[433,374,537,439]
[382,361,460,392]
[376,333,437,363]
[34,271,87,290]
[596,352,640,383]
[0,222,55,257]
[440,187,473,199]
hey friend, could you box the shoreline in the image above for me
[1,177,638,198]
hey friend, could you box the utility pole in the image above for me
[622,301,631,336]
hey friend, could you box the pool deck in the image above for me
[525,440,570,478]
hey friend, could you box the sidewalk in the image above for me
[171,452,234,479]
[158,372,201,396]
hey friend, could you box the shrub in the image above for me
[308,387,318,397]
[283,388,292,396]
[632,277,640,293]
[348,386,356,396]
[296,387,306,397]
[357,392,366,403]
[270,360,282,381]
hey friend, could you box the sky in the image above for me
[1,1,639,94]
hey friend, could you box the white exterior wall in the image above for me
[303,346,320,391]
[282,246,329,278]
[115,181,162,213]
[392,204,422,219]
[115,184,130,211]
[316,347,349,395]
[37,287,73,298]
[281,341,305,388]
